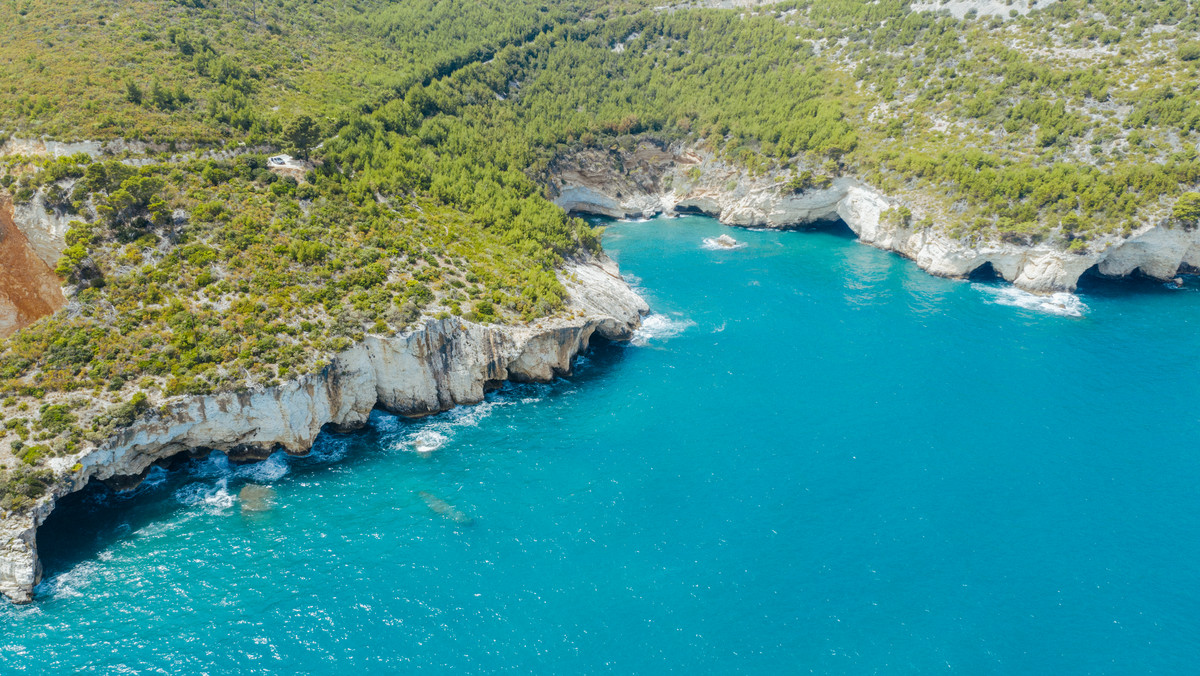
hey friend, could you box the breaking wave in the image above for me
[632,313,695,346]
[307,433,352,463]
[235,452,290,482]
[36,560,102,600]
[407,430,449,454]
[387,399,512,455]
[974,284,1087,317]
[174,478,234,513]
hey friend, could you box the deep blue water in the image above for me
[4,215,1199,673]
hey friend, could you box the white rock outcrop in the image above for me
[11,193,75,269]
[0,257,647,603]
[909,0,1060,19]
[548,141,1200,293]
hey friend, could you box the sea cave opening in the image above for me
[1075,263,1187,296]
[799,217,857,240]
[33,339,634,593]
[968,261,1002,282]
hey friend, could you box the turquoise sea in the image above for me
[4,215,1199,673]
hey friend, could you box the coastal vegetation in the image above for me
[3,0,1200,506]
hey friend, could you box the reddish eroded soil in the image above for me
[0,195,65,338]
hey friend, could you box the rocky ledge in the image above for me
[547,140,1200,293]
[0,257,647,603]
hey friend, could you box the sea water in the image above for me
[4,215,1198,673]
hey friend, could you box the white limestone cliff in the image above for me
[0,256,647,603]
[547,141,1200,293]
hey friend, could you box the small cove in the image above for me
[7,214,1199,674]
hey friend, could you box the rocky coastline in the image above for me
[0,257,647,603]
[547,140,1200,293]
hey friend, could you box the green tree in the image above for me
[283,115,321,159]
[1173,192,1200,227]
[125,80,143,105]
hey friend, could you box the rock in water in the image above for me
[239,484,277,513]
[418,491,474,525]
[702,233,744,250]
[0,257,647,604]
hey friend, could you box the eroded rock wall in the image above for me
[0,196,66,338]
[547,141,1200,293]
[0,256,647,603]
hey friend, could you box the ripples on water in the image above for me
[8,215,1200,673]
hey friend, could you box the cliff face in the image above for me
[0,257,647,603]
[0,196,66,339]
[547,141,1200,293]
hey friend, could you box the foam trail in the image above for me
[974,284,1087,317]
[37,561,101,600]
[388,399,512,454]
[632,313,696,346]
[235,452,290,482]
[140,466,170,490]
[191,453,233,478]
[307,434,352,463]
[174,478,234,514]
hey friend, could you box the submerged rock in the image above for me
[239,484,277,513]
[418,491,474,526]
[0,256,647,603]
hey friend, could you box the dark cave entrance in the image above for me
[968,261,1002,282]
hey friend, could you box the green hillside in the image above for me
[3,0,1200,505]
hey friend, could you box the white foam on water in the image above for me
[37,560,102,600]
[174,478,234,514]
[235,452,290,482]
[307,435,352,463]
[140,465,170,490]
[455,399,515,428]
[387,399,512,455]
[191,453,233,478]
[405,430,448,454]
[632,313,696,346]
[974,284,1087,317]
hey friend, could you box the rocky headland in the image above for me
[0,256,647,603]
[547,140,1200,293]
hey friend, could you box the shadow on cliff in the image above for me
[703,214,859,241]
[1075,264,1195,297]
[36,463,204,584]
[787,217,858,241]
[968,261,1003,282]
